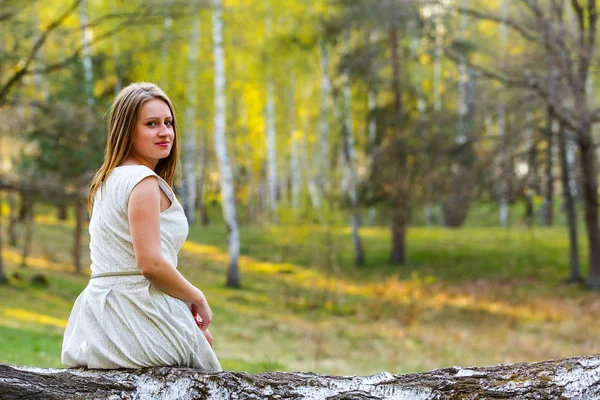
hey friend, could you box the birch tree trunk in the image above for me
[182,1,201,225]
[289,78,301,212]
[497,0,509,227]
[4,354,599,399]
[317,39,332,200]
[342,35,365,267]
[79,0,94,107]
[265,16,278,221]
[196,130,210,226]
[212,0,240,288]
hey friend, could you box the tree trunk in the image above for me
[445,3,474,228]
[2,354,600,399]
[56,203,68,221]
[389,26,407,265]
[366,87,377,227]
[73,194,84,274]
[390,205,406,265]
[0,194,6,284]
[557,121,581,283]
[579,126,600,289]
[79,0,94,107]
[289,78,301,213]
[524,111,537,227]
[20,199,34,268]
[495,0,508,227]
[212,0,241,288]
[318,39,332,198]
[341,35,365,266]
[196,133,210,227]
[182,0,201,226]
[265,16,278,222]
[541,111,555,227]
[6,192,17,247]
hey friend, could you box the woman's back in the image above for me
[61,166,221,370]
[89,165,187,277]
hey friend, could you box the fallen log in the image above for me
[1,354,599,399]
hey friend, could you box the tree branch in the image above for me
[452,6,540,43]
[0,0,82,106]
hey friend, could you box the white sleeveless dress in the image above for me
[61,165,221,371]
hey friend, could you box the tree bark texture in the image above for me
[2,354,600,399]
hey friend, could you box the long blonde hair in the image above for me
[88,82,179,216]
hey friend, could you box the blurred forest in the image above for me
[1,0,600,374]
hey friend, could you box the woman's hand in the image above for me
[191,299,212,331]
[191,302,214,347]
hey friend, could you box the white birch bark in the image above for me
[498,0,509,227]
[318,39,332,196]
[79,0,94,107]
[342,35,364,266]
[212,0,240,287]
[289,78,301,212]
[182,1,201,225]
[265,16,278,220]
[5,354,600,399]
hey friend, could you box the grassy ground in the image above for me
[0,208,598,375]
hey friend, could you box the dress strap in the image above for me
[90,270,143,279]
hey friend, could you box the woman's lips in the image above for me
[156,142,169,148]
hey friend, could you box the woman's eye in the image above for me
[165,121,172,126]
[147,122,156,127]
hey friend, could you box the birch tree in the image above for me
[497,0,509,227]
[212,0,241,288]
[265,15,279,221]
[79,0,94,107]
[181,0,201,225]
[317,39,332,202]
[341,33,365,266]
[289,77,302,212]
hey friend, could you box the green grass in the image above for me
[0,208,598,375]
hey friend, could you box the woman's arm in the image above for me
[128,176,212,328]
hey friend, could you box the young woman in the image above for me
[62,82,221,370]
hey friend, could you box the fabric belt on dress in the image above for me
[90,271,143,279]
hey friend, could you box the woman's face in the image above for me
[131,98,174,166]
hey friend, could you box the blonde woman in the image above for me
[62,82,221,371]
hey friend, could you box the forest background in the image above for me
[0,0,599,375]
